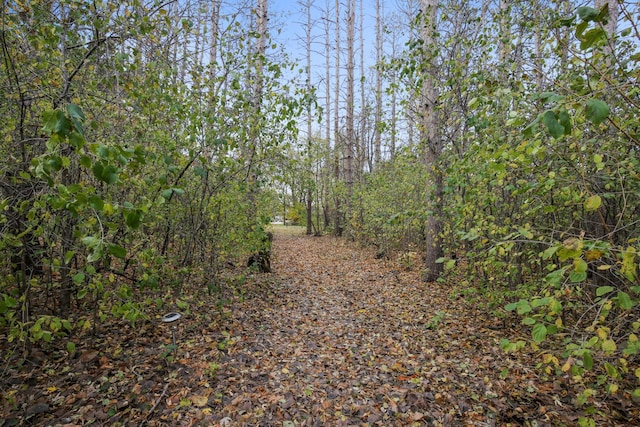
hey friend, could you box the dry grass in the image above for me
[267,224,306,236]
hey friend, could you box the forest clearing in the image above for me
[1,228,637,426]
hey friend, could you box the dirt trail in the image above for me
[4,231,635,426]
[206,231,551,426]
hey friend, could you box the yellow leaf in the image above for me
[47,386,57,393]
[597,327,608,340]
[561,358,572,372]
[602,339,617,354]
[585,249,603,261]
[103,203,114,215]
[191,395,208,407]
[392,362,406,372]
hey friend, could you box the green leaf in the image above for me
[559,15,576,27]
[73,272,85,285]
[92,162,104,181]
[539,92,564,102]
[66,341,76,354]
[516,300,532,315]
[505,302,518,312]
[69,131,85,148]
[545,268,566,286]
[66,103,85,121]
[543,245,559,260]
[97,145,109,158]
[616,291,634,310]
[543,110,565,138]
[596,286,614,296]
[87,247,103,262]
[531,297,551,308]
[522,115,541,137]
[522,317,536,325]
[605,362,620,379]
[532,323,548,343]
[80,155,92,168]
[54,110,71,136]
[558,110,572,134]
[126,211,142,229]
[64,250,75,265]
[89,195,104,211]
[585,99,609,125]
[82,236,101,248]
[71,118,85,136]
[580,28,606,50]
[42,110,58,133]
[570,270,588,283]
[584,195,602,211]
[583,351,593,370]
[577,6,599,22]
[108,244,127,259]
[102,165,120,185]
[574,258,588,273]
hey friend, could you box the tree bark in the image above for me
[305,0,313,235]
[333,0,343,236]
[323,3,332,230]
[345,0,355,238]
[420,0,444,282]
[210,0,221,79]
[374,0,383,167]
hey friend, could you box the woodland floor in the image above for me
[2,229,639,426]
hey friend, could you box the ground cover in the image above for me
[1,230,637,426]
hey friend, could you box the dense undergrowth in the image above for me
[1,1,639,426]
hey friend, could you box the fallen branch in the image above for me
[140,382,170,426]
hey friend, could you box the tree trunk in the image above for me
[305,0,313,235]
[210,0,221,78]
[595,0,618,60]
[374,0,383,167]
[333,0,343,236]
[323,4,332,232]
[420,0,444,282]
[345,0,355,238]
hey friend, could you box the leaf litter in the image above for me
[1,231,638,426]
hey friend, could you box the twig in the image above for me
[140,382,170,426]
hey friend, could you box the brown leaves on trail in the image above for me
[2,231,638,426]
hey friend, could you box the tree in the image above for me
[374,0,383,167]
[333,0,343,236]
[345,0,356,238]
[303,0,315,235]
[419,0,444,282]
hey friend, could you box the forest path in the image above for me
[206,230,552,426]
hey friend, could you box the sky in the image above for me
[265,1,395,73]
